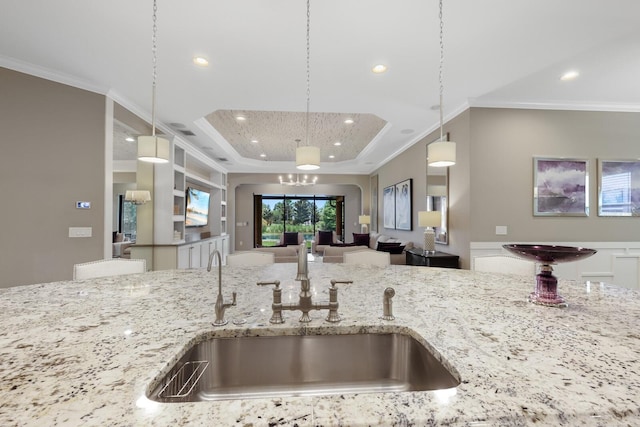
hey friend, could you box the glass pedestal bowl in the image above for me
[502,244,597,307]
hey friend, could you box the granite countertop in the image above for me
[1,263,639,426]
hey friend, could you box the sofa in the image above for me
[254,246,299,263]
[112,232,133,258]
[311,231,340,254]
[368,232,414,265]
[322,245,369,263]
[320,232,413,265]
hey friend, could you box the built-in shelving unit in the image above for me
[132,139,228,270]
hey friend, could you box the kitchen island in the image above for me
[1,263,639,426]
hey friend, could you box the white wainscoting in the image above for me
[470,241,640,290]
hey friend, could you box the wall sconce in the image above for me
[418,211,441,254]
[358,215,371,233]
[125,190,151,205]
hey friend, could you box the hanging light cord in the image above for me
[151,0,159,137]
[305,0,311,147]
[438,0,444,142]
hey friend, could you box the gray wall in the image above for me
[469,108,640,243]
[371,110,471,265]
[370,107,640,269]
[0,68,106,287]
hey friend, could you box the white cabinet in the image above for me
[200,239,216,268]
[177,243,201,269]
[139,137,228,272]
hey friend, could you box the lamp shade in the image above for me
[296,146,320,170]
[138,135,170,164]
[358,215,371,225]
[418,210,441,228]
[125,190,151,205]
[428,140,456,167]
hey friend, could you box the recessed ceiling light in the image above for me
[125,137,135,142]
[560,70,579,81]
[400,129,414,135]
[334,141,342,146]
[259,153,266,158]
[344,118,354,124]
[329,155,335,159]
[251,139,259,143]
[235,115,246,121]
[193,56,209,66]
[372,64,388,74]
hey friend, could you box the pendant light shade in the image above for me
[428,140,456,167]
[428,0,456,168]
[138,135,170,164]
[137,0,170,164]
[294,0,321,171]
[296,145,320,170]
[125,190,152,205]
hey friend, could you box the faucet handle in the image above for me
[257,280,281,289]
[330,279,353,289]
[227,291,237,307]
[256,280,284,325]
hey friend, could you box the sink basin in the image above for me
[148,331,459,402]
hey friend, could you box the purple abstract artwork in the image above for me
[534,158,588,216]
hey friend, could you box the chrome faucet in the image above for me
[207,249,236,326]
[258,243,352,323]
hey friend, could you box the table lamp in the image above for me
[358,215,371,233]
[418,211,441,254]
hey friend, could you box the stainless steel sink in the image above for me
[148,331,459,402]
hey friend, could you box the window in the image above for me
[119,195,137,241]
[256,195,343,247]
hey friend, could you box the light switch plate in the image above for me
[495,225,508,235]
[69,227,92,238]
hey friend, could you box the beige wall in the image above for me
[0,68,106,287]
[371,110,471,266]
[469,108,640,243]
[372,107,640,270]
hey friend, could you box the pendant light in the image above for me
[428,0,456,167]
[296,0,320,170]
[138,0,170,164]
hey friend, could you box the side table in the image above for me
[405,248,459,269]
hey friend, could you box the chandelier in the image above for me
[279,174,318,186]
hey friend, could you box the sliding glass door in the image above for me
[256,195,343,248]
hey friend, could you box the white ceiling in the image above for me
[2,0,639,175]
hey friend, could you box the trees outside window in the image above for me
[259,195,342,247]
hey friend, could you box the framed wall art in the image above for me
[533,157,589,216]
[598,159,640,216]
[383,184,395,229]
[395,178,412,230]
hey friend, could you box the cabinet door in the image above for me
[200,240,215,268]
[177,245,191,269]
[178,244,202,269]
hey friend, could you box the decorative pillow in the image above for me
[377,241,404,254]
[317,230,333,245]
[283,232,299,245]
[330,242,355,247]
[352,233,370,246]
